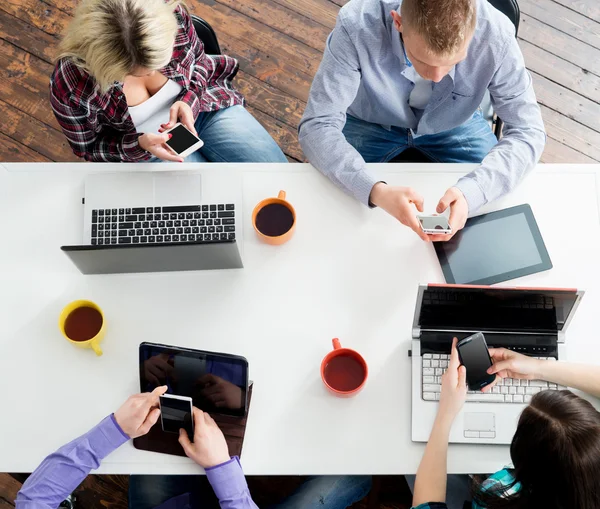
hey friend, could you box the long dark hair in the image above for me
[472,390,600,509]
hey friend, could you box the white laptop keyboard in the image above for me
[422,353,567,403]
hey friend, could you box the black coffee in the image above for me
[255,203,294,237]
[64,306,103,342]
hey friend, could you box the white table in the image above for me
[1,162,599,475]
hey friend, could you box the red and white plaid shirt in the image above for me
[50,6,245,162]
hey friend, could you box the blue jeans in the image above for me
[342,110,497,163]
[157,105,287,163]
[129,474,371,509]
[405,474,471,509]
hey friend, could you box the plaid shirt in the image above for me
[49,6,244,162]
[412,469,521,509]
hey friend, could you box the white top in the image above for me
[0,162,600,476]
[128,79,183,134]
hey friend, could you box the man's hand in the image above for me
[143,354,174,386]
[482,348,543,392]
[178,408,231,468]
[370,183,429,241]
[438,338,467,423]
[159,101,197,137]
[429,187,468,242]
[139,133,184,162]
[114,386,167,438]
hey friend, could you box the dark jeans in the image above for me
[129,474,372,509]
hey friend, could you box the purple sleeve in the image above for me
[15,415,129,509]
[206,457,259,509]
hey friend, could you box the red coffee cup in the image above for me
[320,338,368,397]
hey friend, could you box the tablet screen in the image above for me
[139,343,249,417]
[434,204,552,285]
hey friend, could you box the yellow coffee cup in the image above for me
[59,300,105,356]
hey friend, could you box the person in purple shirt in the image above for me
[15,387,371,509]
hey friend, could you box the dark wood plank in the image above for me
[189,1,322,76]
[520,39,600,105]
[0,474,20,508]
[541,136,597,164]
[269,0,339,29]
[39,0,77,17]
[0,39,59,128]
[551,0,600,24]
[214,0,331,52]
[539,104,600,162]
[247,106,304,160]
[0,0,69,37]
[0,132,51,162]
[0,99,77,161]
[0,7,57,64]
[219,35,313,102]
[236,71,305,129]
[74,475,129,509]
[519,13,600,76]
[531,70,600,134]
[519,0,600,49]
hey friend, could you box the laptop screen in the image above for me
[417,286,580,333]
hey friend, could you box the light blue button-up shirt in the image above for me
[299,0,546,212]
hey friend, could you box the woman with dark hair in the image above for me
[410,338,600,509]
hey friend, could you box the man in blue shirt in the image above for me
[299,0,545,241]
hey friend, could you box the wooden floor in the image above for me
[0,0,599,506]
[0,0,599,163]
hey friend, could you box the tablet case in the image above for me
[133,383,253,458]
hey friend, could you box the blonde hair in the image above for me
[57,0,183,91]
[401,0,476,56]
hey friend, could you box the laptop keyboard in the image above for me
[422,353,566,403]
[90,205,235,246]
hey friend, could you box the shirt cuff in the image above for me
[455,177,487,214]
[206,457,248,501]
[353,170,381,207]
[88,415,130,459]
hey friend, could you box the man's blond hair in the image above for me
[401,0,477,56]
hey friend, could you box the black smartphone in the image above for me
[456,332,496,391]
[159,394,194,437]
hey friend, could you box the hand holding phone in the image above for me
[456,332,496,391]
[178,407,231,468]
[159,394,194,438]
[163,123,204,158]
[114,386,167,438]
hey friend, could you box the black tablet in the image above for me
[434,204,552,285]
[139,342,249,417]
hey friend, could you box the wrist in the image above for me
[369,182,388,207]
[434,409,457,432]
[203,453,232,469]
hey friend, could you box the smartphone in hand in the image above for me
[164,123,204,158]
[456,332,496,391]
[159,394,194,439]
[417,215,452,235]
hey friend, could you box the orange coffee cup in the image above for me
[252,190,296,245]
[320,338,368,397]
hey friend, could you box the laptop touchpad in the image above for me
[463,412,496,439]
[153,174,202,205]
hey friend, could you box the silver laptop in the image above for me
[61,171,243,274]
[411,284,584,445]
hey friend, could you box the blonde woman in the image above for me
[50,0,286,163]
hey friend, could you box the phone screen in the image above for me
[160,396,193,434]
[457,333,494,390]
[165,124,200,154]
[419,216,451,231]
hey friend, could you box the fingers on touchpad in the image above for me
[464,412,495,439]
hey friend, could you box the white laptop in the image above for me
[61,171,244,274]
[411,283,584,445]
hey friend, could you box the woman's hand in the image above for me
[114,386,168,438]
[159,101,197,136]
[139,133,184,162]
[437,337,468,424]
[482,348,543,392]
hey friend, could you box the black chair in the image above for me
[191,14,221,55]
[391,0,520,162]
